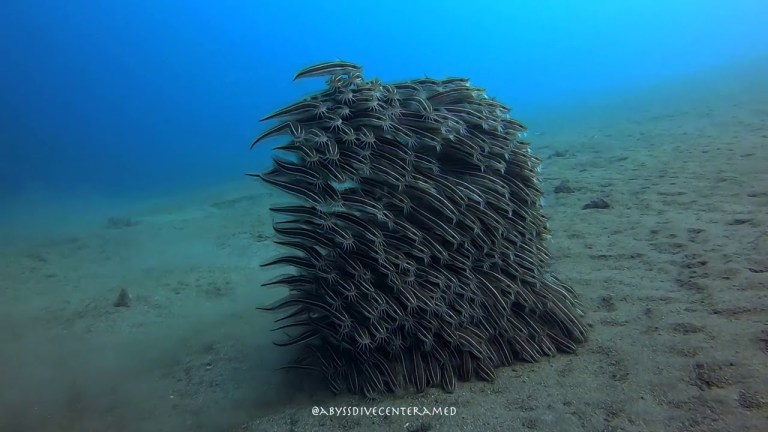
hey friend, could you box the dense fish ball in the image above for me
[251,60,588,398]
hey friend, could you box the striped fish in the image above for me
[272,142,317,163]
[459,351,473,381]
[412,349,427,393]
[293,60,362,81]
[272,329,320,347]
[407,204,462,246]
[361,360,385,394]
[546,330,578,353]
[426,86,475,105]
[273,240,325,265]
[330,210,382,243]
[254,173,327,206]
[404,179,458,222]
[371,353,399,392]
[251,121,301,148]
[260,100,319,122]
[260,254,316,272]
[312,160,345,183]
[271,157,320,183]
[440,362,456,393]
[440,77,471,86]
[261,273,315,289]
[474,357,496,382]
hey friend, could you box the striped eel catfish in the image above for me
[248,60,588,399]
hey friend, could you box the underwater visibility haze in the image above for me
[1,0,765,223]
[1,1,767,432]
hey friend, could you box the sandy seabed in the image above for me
[1,59,766,432]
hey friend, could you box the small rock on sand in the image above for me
[113,288,132,307]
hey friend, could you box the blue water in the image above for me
[1,0,766,209]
